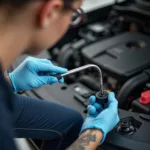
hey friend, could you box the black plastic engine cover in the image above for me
[82,32,150,81]
[132,99,150,114]
[102,109,150,150]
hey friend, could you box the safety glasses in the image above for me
[64,1,86,27]
[70,8,86,27]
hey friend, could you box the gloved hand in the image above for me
[80,92,120,144]
[8,57,68,92]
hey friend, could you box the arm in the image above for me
[67,129,103,150]
[0,72,18,150]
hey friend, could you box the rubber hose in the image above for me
[118,71,150,109]
[136,0,150,11]
[57,48,73,68]
[78,75,100,91]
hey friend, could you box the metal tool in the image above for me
[55,64,108,108]
[55,64,104,95]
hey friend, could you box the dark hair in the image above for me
[64,0,74,8]
[0,0,75,8]
[0,0,31,7]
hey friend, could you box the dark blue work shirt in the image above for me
[0,68,18,150]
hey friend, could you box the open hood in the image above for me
[82,0,126,13]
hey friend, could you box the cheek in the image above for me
[56,16,71,37]
[24,47,44,55]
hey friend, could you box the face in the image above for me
[25,0,82,55]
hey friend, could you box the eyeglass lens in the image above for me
[71,9,83,27]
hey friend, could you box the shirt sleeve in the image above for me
[0,66,18,150]
[0,96,18,150]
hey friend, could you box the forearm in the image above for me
[67,129,103,150]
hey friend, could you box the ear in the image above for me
[39,0,63,29]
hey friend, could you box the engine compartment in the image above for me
[10,0,150,149]
[49,0,150,111]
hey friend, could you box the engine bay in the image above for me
[10,0,150,149]
[49,0,150,111]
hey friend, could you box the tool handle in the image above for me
[38,72,62,80]
[54,74,62,80]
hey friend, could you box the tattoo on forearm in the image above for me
[67,130,96,150]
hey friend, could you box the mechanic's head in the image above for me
[0,0,83,55]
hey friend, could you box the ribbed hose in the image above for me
[118,71,150,109]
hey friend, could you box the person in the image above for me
[0,0,120,150]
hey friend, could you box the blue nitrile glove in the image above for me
[8,57,68,92]
[80,92,120,144]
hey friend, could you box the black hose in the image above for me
[118,70,150,109]
[78,75,100,91]
[136,0,150,11]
